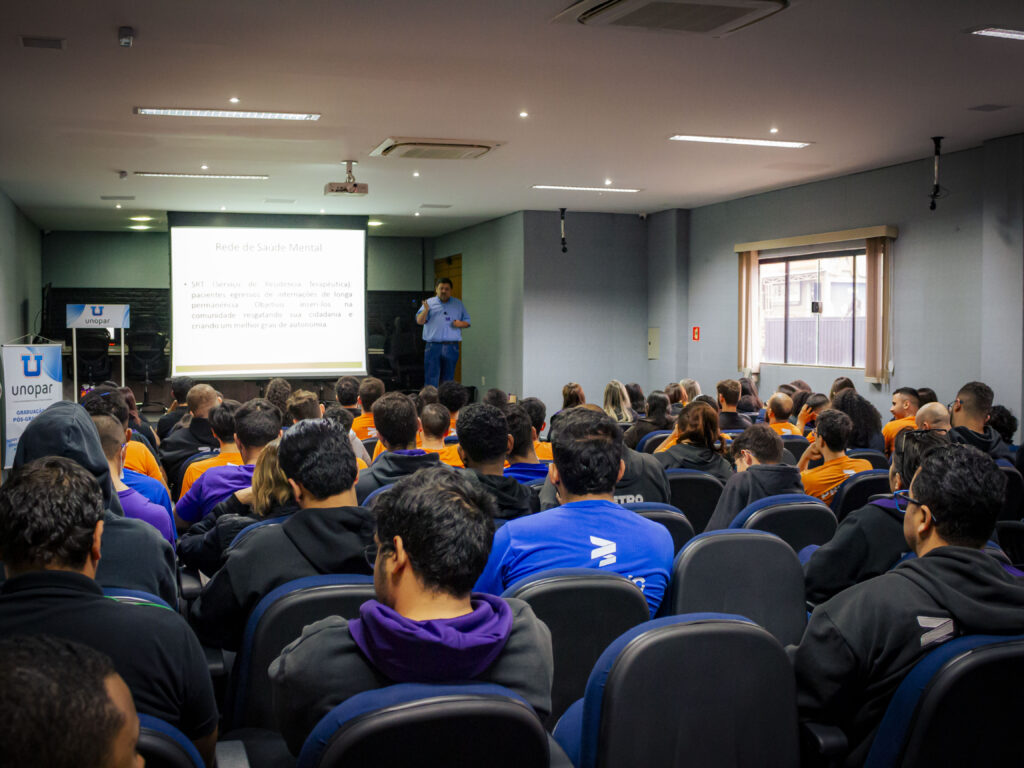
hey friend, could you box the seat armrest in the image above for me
[214,739,251,768]
[179,567,203,600]
[800,721,848,767]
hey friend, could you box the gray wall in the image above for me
[433,213,525,396]
[646,209,690,390]
[367,236,426,291]
[0,191,42,343]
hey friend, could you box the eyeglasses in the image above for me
[363,543,378,569]
[893,489,938,522]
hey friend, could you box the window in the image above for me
[758,250,866,368]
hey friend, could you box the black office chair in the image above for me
[996,461,1023,522]
[665,469,725,533]
[361,437,378,456]
[137,715,203,768]
[729,493,837,553]
[621,502,695,553]
[781,434,810,458]
[830,469,892,522]
[848,448,890,470]
[126,329,168,408]
[660,530,807,646]
[73,328,112,384]
[638,430,672,453]
[502,568,650,727]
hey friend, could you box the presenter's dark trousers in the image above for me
[424,341,459,387]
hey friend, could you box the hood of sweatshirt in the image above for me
[368,451,442,484]
[893,547,1024,633]
[469,471,532,518]
[659,443,725,472]
[951,426,1011,460]
[348,592,514,682]
[13,401,118,512]
[281,505,375,574]
[744,463,804,497]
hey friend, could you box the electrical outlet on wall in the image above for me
[481,376,486,386]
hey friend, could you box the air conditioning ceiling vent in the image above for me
[370,137,502,160]
[553,0,789,37]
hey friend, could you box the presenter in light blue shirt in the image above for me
[417,277,471,387]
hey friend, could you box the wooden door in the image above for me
[433,254,463,382]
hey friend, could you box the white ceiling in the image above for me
[2,0,1023,238]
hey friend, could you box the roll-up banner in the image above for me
[2,344,64,469]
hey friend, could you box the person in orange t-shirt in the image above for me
[765,393,800,437]
[419,403,463,468]
[799,409,873,504]
[351,377,385,440]
[882,387,921,457]
[520,396,553,461]
[179,400,243,498]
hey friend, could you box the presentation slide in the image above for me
[170,226,366,378]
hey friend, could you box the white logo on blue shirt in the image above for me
[590,535,617,567]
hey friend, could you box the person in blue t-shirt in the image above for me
[416,277,471,387]
[503,403,549,482]
[475,406,674,616]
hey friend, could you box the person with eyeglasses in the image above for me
[791,444,1024,766]
[417,276,471,388]
[269,466,553,756]
[803,428,949,605]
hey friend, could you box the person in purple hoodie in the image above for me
[269,466,554,756]
[91,414,175,546]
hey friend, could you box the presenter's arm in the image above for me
[452,302,471,329]
[416,299,430,326]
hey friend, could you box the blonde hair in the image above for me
[602,380,632,423]
[251,439,292,517]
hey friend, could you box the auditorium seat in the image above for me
[665,469,724,533]
[552,614,799,768]
[728,493,837,552]
[102,587,174,611]
[444,434,460,445]
[637,430,671,453]
[137,714,205,768]
[225,574,375,731]
[297,682,563,768]
[781,434,810,458]
[228,516,287,549]
[621,502,695,553]
[847,448,889,470]
[859,634,1024,767]
[502,568,650,727]
[829,469,892,522]
[361,482,395,508]
[173,450,220,501]
[659,530,806,645]
[995,521,1024,567]
[996,460,1023,522]
[361,437,378,456]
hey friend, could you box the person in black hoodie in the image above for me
[159,383,222,498]
[190,418,374,650]
[949,380,1013,460]
[790,445,1024,766]
[8,401,176,605]
[705,425,803,530]
[803,428,949,605]
[456,403,532,520]
[157,376,195,440]
[655,401,733,484]
[623,391,673,450]
[355,392,442,502]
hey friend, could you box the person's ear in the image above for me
[91,519,104,566]
[616,459,626,483]
[506,434,514,455]
[549,463,560,487]
[287,478,303,505]
[119,443,128,467]
[391,535,410,573]
[124,427,132,443]
[417,418,423,434]
[893,471,904,491]
[530,426,538,441]
[319,403,325,416]
[541,421,547,432]
[457,445,468,464]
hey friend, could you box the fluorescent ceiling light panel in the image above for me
[532,184,640,193]
[368,220,383,226]
[135,107,320,121]
[134,172,269,180]
[129,216,154,221]
[670,134,811,148]
[971,26,1024,40]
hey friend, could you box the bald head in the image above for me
[916,402,951,432]
[767,393,793,423]
[186,384,220,419]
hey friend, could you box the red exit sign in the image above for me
[692,326,701,341]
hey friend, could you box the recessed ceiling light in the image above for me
[413,171,420,177]
[519,111,529,118]
[414,212,421,217]
[200,164,209,170]
[128,225,151,230]
[134,107,320,121]
[229,97,240,103]
[220,206,226,211]
[604,178,612,186]
[320,209,325,213]
[532,184,640,193]
[115,204,122,209]
[970,26,1024,41]
[368,220,383,227]
[670,134,810,148]
[134,171,269,180]
[769,127,779,134]
[129,216,154,221]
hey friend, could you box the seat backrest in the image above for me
[362,482,395,508]
[228,516,286,549]
[830,469,892,521]
[663,530,807,645]
[444,435,460,445]
[847,448,889,470]
[227,574,376,730]
[621,502,694,553]
[361,437,378,455]
[665,469,724,533]
[561,614,799,768]
[731,493,837,552]
[503,568,649,727]
[297,682,549,768]
[995,520,1024,566]
[996,462,1023,522]
[781,434,810,456]
[102,587,175,611]
[137,714,204,768]
[637,430,672,453]
[864,634,1024,768]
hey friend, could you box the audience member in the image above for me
[324,404,372,466]
[191,419,373,650]
[457,404,532,520]
[159,383,222,494]
[830,389,885,452]
[175,398,282,527]
[623,391,673,449]
[92,414,175,545]
[439,380,470,431]
[477,408,673,615]
[355,393,442,502]
[716,379,752,431]
[286,389,323,422]
[178,399,242,499]
[603,379,634,423]
[949,381,1012,460]
[790,379,812,393]
[989,405,1018,448]
[738,376,762,412]
[562,382,586,409]
[119,386,158,450]
[916,401,952,432]
[766,393,799,436]
[664,382,686,415]
[0,458,217,764]
[0,635,143,768]
[419,403,464,467]
[265,377,293,425]
[503,403,548,481]
[680,378,701,403]
[796,392,831,437]
[157,375,195,439]
[777,382,797,398]
[791,389,811,418]
[334,375,361,415]
[416,384,439,412]
[917,386,939,405]
[178,438,299,577]
[82,387,165,488]
[804,428,949,605]
[883,386,920,456]
[798,410,873,504]
[695,393,719,411]
[625,382,645,417]
[10,402,176,604]
[790,445,1024,765]
[270,467,553,754]
[521,396,553,460]
[483,387,510,408]
[828,376,856,400]
[655,402,733,483]
[705,425,803,530]
[352,377,386,440]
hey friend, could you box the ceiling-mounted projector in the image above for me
[325,160,368,196]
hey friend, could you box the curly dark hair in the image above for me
[830,389,882,449]
[913,445,1005,547]
[456,403,509,464]
[551,407,623,496]
[278,418,357,499]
